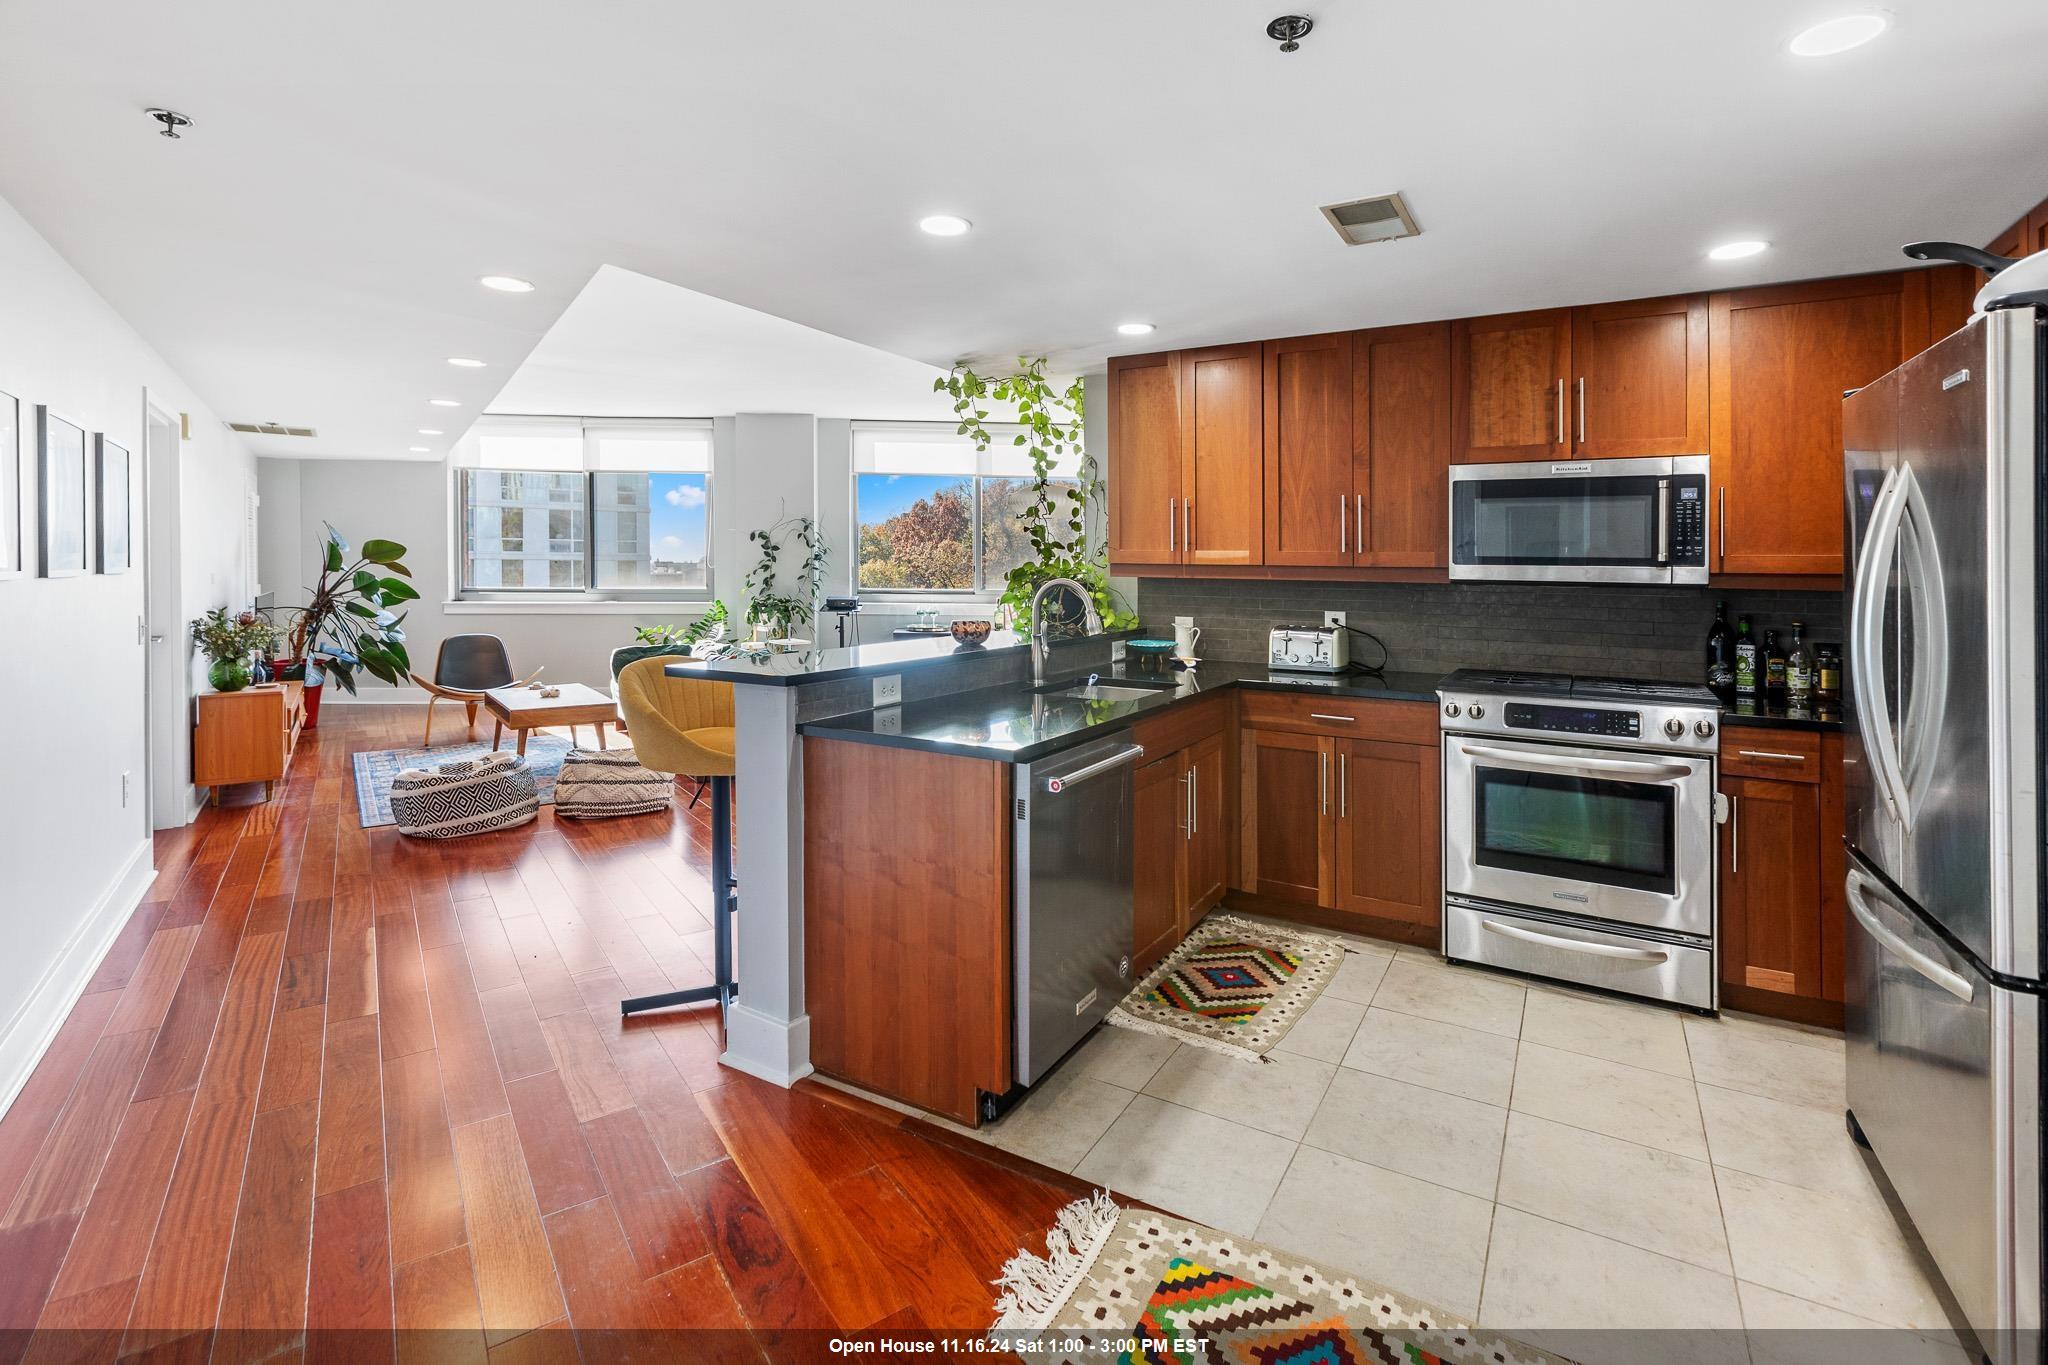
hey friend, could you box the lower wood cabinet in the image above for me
[1717,725,1845,1013]
[1131,709,1231,973]
[193,681,305,803]
[1237,697,1441,935]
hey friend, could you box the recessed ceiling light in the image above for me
[1789,13,1888,56]
[446,357,486,368]
[1708,239,1770,261]
[409,446,431,454]
[918,214,972,237]
[479,275,534,293]
[1117,322,1157,336]
[429,398,462,407]
[418,428,443,436]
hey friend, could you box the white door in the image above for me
[144,404,186,829]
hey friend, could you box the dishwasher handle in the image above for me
[1044,744,1145,793]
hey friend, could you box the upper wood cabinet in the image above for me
[1353,321,1453,568]
[1262,333,1354,566]
[1179,343,1264,565]
[1106,351,1181,565]
[1568,295,1708,458]
[1708,273,1913,577]
[1451,309,1571,463]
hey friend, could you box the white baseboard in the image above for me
[0,840,156,1120]
[719,1005,814,1088]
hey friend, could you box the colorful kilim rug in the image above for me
[1105,912,1350,1061]
[991,1195,1574,1365]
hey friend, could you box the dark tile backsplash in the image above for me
[1137,579,1843,685]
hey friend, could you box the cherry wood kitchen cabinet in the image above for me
[1106,351,1182,565]
[1352,321,1453,568]
[1451,309,1571,463]
[1129,701,1234,970]
[1133,752,1188,971]
[1262,332,1354,566]
[1708,273,1916,577]
[1178,342,1264,565]
[1568,295,1709,459]
[1236,695,1441,936]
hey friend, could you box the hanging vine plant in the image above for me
[935,356,1134,634]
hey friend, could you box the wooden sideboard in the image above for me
[194,681,305,803]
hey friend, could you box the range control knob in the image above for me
[1694,719,1716,738]
[1663,717,1686,738]
[1443,702,1461,718]
[1468,704,1486,720]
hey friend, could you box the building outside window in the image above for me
[454,419,712,599]
[852,423,1079,596]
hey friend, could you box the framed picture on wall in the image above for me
[37,406,89,577]
[96,435,131,573]
[0,389,19,578]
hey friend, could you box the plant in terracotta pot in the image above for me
[191,607,277,693]
[278,524,417,727]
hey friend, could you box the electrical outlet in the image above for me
[875,707,903,736]
[1110,640,1127,663]
[1324,610,1347,629]
[873,673,902,706]
[121,772,132,807]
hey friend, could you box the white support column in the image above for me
[721,676,813,1086]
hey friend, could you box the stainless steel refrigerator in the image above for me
[1843,302,2044,1364]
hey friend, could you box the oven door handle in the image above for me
[1480,919,1670,963]
[1455,743,1695,782]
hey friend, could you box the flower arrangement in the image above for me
[191,607,278,693]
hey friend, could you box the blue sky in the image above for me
[856,473,965,525]
[651,472,707,560]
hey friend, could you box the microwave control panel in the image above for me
[1670,479,1707,565]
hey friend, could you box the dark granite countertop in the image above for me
[797,660,1447,762]
[669,630,1039,687]
[1718,698,1850,732]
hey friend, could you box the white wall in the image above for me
[0,191,257,1113]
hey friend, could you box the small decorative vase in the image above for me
[208,656,253,693]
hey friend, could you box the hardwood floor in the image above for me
[0,705,1082,1362]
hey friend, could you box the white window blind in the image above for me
[852,422,1078,480]
[453,418,713,472]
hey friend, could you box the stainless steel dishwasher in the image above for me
[1012,734,1142,1089]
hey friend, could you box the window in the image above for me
[454,418,712,598]
[853,424,1080,595]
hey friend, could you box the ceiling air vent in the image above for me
[1320,192,1420,246]
[226,421,318,438]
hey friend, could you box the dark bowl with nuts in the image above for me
[949,620,992,649]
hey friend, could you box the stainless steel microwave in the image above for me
[1448,455,1709,585]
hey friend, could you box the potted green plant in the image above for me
[935,357,1134,634]
[742,517,827,640]
[277,524,417,727]
[609,600,730,679]
[191,607,278,693]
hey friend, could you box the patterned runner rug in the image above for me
[352,735,575,827]
[992,1195,1573,1365]
[1105,912,1350,1061]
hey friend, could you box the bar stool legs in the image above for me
[620,774,738,1020]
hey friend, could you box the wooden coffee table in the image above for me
[484,682,620,756]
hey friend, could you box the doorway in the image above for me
[143,400,185,829]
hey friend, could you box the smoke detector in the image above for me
[145,108,193,139]
[226,421,317,438]
[1266,15,1313,52]
[1320,193,1421,246]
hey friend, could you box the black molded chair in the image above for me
[411,634,517,747]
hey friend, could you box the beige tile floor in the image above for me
[962,926,1971,1365]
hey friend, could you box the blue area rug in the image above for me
[352,735,576,828]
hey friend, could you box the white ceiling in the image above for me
[485,265,960,424]
[1,0,2045,461]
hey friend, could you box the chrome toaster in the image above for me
[1268,624,1349,673]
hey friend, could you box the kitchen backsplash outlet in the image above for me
[1137,580,1843,683]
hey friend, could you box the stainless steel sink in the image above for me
[1050,683,1167,702]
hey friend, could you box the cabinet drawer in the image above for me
[1720,727,1822,783]
[1238,692,1436,744]
[1130,692,1230,757]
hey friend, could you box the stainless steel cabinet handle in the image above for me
[1179,771,1190,835]
[1338,753,1348,818]
[1183,498,1191,550]
[1575,377,1586,444]
[1354,494,1364,554]
[1310,713,1357,723]
[1190,764,1198,837]
[1729,793,1739,874]
[1554,379,1566,444]
[1167,497,1176,552]
[1735,749,1807,763]
[1481,919,1670,963]
[1338,494,1347,554]
[1319,750,1328,816]
[1846,869,1974,1002]
[1717,487,1726,562]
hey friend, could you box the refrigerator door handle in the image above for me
[1850,464,1912,825]
[1893,467,1951,828]
[1846,868,1975,1002]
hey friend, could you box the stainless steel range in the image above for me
[1437,669,1721,1011]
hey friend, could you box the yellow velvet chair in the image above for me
[616,656,737,1019]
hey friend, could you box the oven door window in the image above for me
[1473,767,1677,895]
[1452,475,1664,566]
